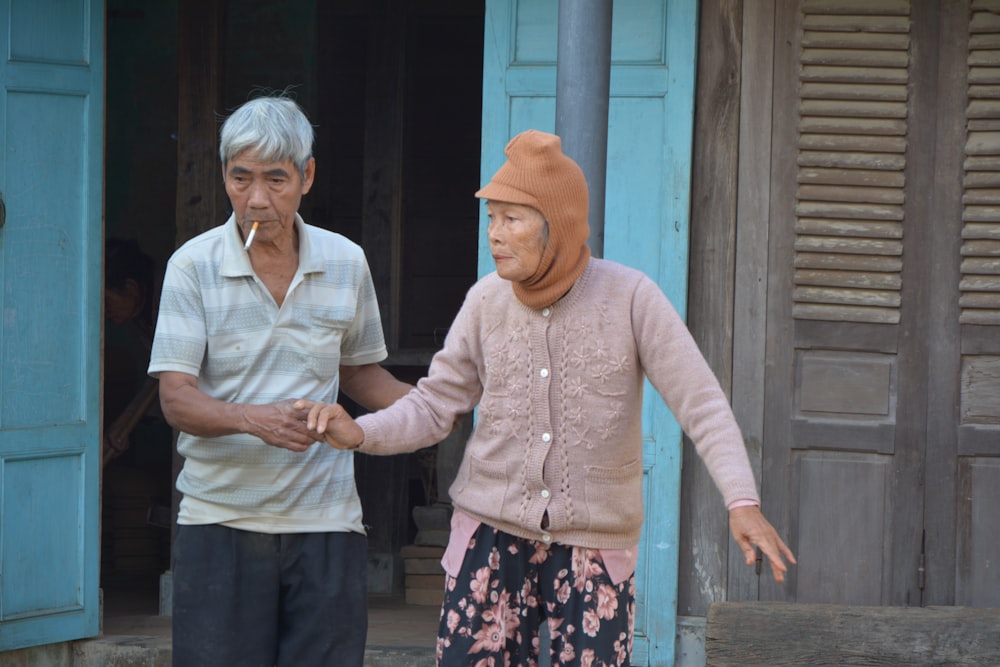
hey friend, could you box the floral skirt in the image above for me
[437,524,635,667]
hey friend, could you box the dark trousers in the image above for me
[171,523,368,667]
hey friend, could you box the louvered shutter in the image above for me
[963,1,1000,324]
[794,0,911,323]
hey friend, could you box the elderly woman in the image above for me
[301,130,794,666]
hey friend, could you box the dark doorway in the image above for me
[101,0,484,612]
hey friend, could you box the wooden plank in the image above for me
[795,200,904,220]
[801,31,909,50]
[964,154,1000,169]
[794,251,903,271]
[968,98,1000,118]
[705,602,1000,666]
[175,0,224,246]
[970,32,1000,48]
[800,98,908,118]
[968,82,1000,97]
[801,48,909,68]
[965,129,1000,153]
[961,309,1000,323]
[967,115,1000,128]
[962,221,1000,236]
[798,167,905,187]
[794,235,903,255]
[799,132,905,152]
[898,0,950,606]
[797,183,904,204]
[800,81,907,101]
[730,0,775,603]
[968,65,1000,83]
[972,8,1000,32]
[803,0,909,13]
[798,115,907,135]
[791,417,897,447]
[956,459,1000,605]
[798,149,905,170]
[793,285,900,307]
[792,453,893,602]
[960,275,1000,290]
[362,0,405,349]
[962,322,1000,352]
[962,175,1000,190]
[961,256,1000,272]
[758,0,802,604]
[798,351,894,415]
[968,48,1000,66]
[793,319,899,352]
[802,15,910,33]
[961,291,1000,306]
[792,303,900,323]
[795,268,901,289]
[962,239,1000,254]
[795,218,903,237]
[801,64,908,83]
[682,0,743,617]
[957,424,1000,453]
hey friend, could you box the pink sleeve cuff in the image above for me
[727,499,760,511]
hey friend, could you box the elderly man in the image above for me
[149,93,411,666]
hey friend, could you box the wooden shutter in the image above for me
[794,0,911,323]
[963,1,1000,325]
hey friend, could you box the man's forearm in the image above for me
[339,364,413,411]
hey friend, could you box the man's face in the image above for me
[224,149,315,246]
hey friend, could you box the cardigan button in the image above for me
[540,368,549,378]
[541,533,552,543]
[541,489,550,499]
[541,433,551,443]
[542,307,551,317]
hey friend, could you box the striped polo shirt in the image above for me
[149,214,387,533]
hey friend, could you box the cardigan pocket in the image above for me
[583,457,644,534]
[453,453,516,521]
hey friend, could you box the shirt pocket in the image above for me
[307,311,349,380]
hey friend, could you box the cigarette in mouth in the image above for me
[243,221,259,251]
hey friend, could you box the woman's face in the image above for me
[486,201,547,283]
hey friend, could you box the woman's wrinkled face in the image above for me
[486,201,547,283]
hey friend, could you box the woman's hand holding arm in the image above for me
[296,400,366,450]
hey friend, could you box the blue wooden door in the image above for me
[0,0,104,651]
[480,1,698,664]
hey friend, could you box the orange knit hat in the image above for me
[476,130,591,309]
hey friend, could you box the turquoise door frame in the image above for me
[0,0,104,651]
[480,1,698,664]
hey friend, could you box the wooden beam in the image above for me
[706,601,1000,666]
[681,0,743,617]
[175,0,224,247]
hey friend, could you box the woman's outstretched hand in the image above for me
[293,399,365,450]
[729,505,797,583]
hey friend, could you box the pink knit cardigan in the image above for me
[357,259,759,550]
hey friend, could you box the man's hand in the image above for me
[240,399,323,452]
[729,505,797,583]
[294,399,365,450]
